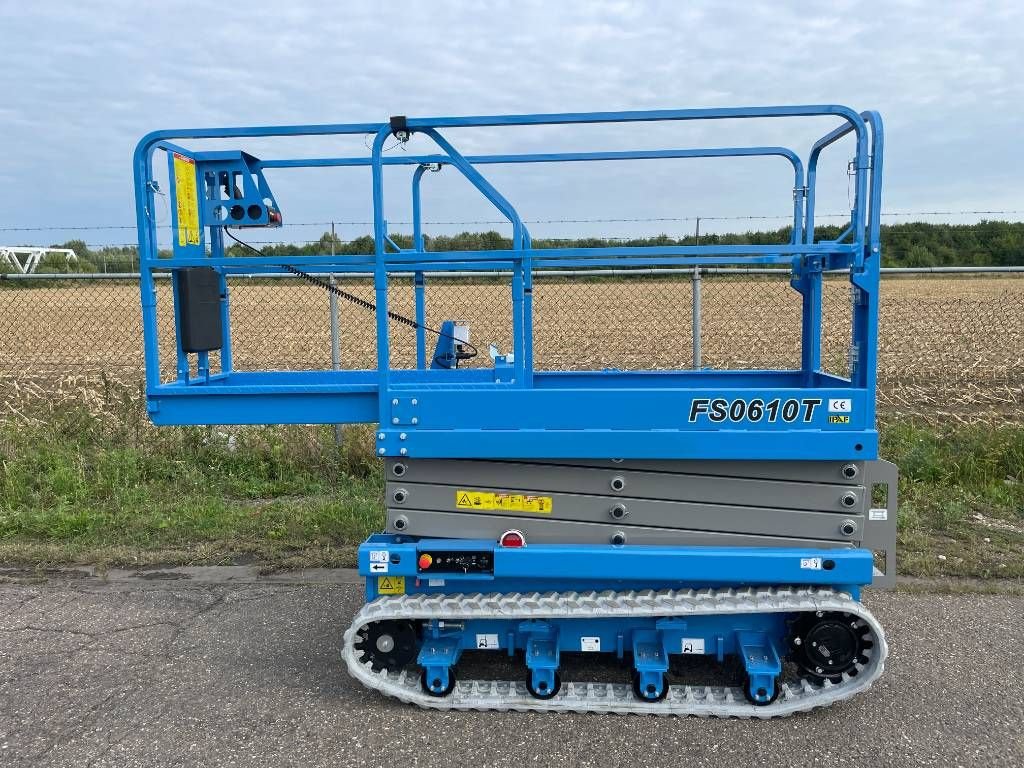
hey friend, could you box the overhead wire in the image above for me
[223,228,477,367]
[3,210,1023,233]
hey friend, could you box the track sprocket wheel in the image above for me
[353,620,420,672]
[789,611,872,682]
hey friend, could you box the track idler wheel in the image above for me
[353,620,420,672]
[789,611,872,682]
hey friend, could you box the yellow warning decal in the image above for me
[172,152,200,247]
[455,490,553,514]
[377,576,405,595]
[828,415,851,424]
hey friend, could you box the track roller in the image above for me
[742,673,781,706]
[526,672,561,699]
[421,668,456,697]
[632,672,669,702]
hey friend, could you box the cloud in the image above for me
[0,0,1021,245]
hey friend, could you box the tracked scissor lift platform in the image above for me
[135,106,894,715]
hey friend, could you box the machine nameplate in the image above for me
[688,398,823,424]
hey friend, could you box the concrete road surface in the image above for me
[0,568,1020,768]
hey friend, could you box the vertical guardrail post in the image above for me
[691,265,702,369]
[692,217,702,369]
[329,222,343,446]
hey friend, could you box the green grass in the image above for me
[882,421,1024,579]
[1,395,1022,579]
[0,396,384,568]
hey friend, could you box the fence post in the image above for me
[329,222,343,446]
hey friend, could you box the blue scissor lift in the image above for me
[135,106,895,716]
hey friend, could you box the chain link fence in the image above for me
[1,270,1022,436]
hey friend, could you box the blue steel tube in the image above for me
[805,118,870,251]
[168,267,188,382]
[522,228,534,384]
[799,267,823,383]
[419,128,528,385]
[132,152,162,392]
[412,165,429,369]
[208,225,233,376]
[370,125,394,432]
[791,185,805,246]
[852,112,885,421]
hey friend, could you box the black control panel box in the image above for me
[176,267,223,353]
[419,550,494,574]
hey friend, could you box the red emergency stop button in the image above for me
[418,553,433,570]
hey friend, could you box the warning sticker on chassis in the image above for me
[456,490,553,514]
[688,397,822,424]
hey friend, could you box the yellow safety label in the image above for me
[377,576,405,595]
[172,152,200,247]
[455,490,553,514]
[828,415,851,424]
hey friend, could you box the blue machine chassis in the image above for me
[357,535,872,703]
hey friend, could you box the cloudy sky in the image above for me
[0,0,1021,248]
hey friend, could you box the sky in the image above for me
[0,0,1021,248]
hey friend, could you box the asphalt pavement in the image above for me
[0,567,1020,768]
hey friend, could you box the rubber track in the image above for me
[341,586,887,718]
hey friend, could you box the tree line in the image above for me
[7,220,1022,273]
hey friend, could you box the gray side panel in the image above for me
[389,460,864,513]
[862,460,898,588]
[388,509,856,550]
[388,483,863,542]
